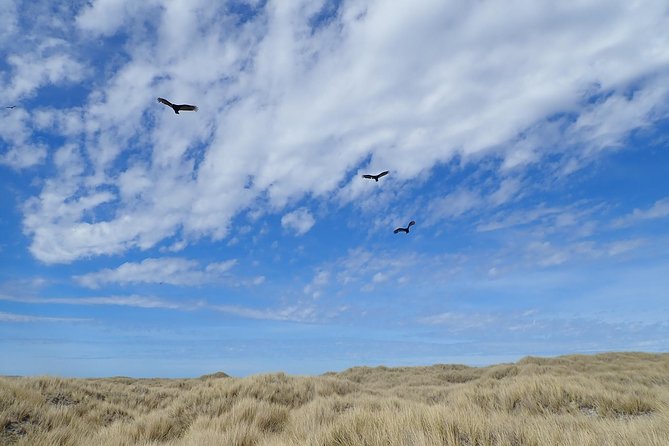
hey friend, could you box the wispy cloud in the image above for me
[9,0,669,263]
[300,246,462,297]
[304,270,330,299]
[418,311,500,330]
[281,207,316,236]
[0,109,47,169]
[210,303,321,323]
[0,311,88,323]
[613,197,669,228]
[426,188,483,223]
[0,293,335,323]
[7,46,84,100]
[0,293,190,310]
[74,257,238,288]
[76,0,160,37]
[415,308,669,358]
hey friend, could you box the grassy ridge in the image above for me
[1,352,668,445]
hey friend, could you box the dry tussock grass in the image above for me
[1,352,668,445]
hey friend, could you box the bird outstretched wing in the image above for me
[177,104,198,112]
[377,170,389,178]
[157,97,173,107]
[362,174,374,179]
[408,221,416,228]
[393,228,403,234]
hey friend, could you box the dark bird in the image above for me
[4,105,16,109]
[157,97,198,114]
[362,170,389,182]
[394,220,416,234]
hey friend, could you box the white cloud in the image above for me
[361,271,390,292]
[281,208,315,236]
[0,311,87,323]
[304,270,330,299]
[0,34,85,115]
[205,260,238,274]
[211,303,319,322]
[32,108,86,137]
[424,176,522,226]
[567,78,669,156]
[426,188,483,223]
[212,298,348,323]
[489,178,522,207]
[0,109,48,170]
[613,198,669,228]
[76,0,155,36]
[526,241,573,267]
[0,2,18,44]
[7,50,84,99]
[606,239,646,257]
[14,0,669,262]
[0,143,47,169]
[372,272,387,283]
[302,246,457,299]
[0,292,194,310]
[477,203,596,233]
[63,295,188,309]
[0,293,331,323]
[522,237,649,268]
[74,257,238,288]
[418,311,498,329]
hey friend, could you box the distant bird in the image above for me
[4,105,16,109]
[394,220,416,234]
[157,97,198,114]
[362,170,389,182]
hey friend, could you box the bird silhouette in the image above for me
[362,170,389,182]
[157,97,198,114]
[394,220,416,234]
[4,105,16,109]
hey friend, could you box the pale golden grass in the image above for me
[2,352,668,445]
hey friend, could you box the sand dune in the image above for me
[2,352,668,445]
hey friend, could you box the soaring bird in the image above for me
[157,97,198,114]
[362,170,389,182]
[4,105,16,109]
[394,220,416,234]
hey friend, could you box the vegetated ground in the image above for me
[1,352,668,446]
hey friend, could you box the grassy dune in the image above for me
[2,352,668,445]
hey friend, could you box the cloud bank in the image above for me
[0,0,667,264]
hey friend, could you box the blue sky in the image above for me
[1,0,668,377]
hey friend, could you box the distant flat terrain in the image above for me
[2,352,668,445]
